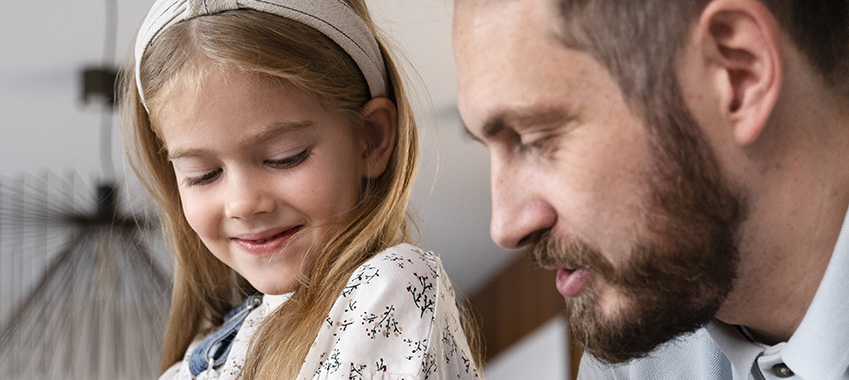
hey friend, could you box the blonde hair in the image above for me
[121,2,422,378]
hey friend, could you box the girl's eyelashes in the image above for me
[183,168,223,187]
[179,149,311,187]
[265,148,311,169]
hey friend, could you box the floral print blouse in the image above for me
[160,244,481,380]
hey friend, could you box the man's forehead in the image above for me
[454,0,559,51]
[454,0,566,115]
[455,0,518,11]
[453,0,532,31]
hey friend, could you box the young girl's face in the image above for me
[155,67,368,295]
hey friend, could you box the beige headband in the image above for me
[134,0,388,109]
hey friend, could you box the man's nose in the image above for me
[489,161,556,250]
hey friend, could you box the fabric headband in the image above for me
[134,0,388,109]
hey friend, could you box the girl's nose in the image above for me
[224,177,276,220]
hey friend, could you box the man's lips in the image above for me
[232,226,302,255]
[554,267,589,298]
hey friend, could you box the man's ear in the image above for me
[359,97,397,179]
[685,0,782,146]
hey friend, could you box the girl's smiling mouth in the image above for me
[232,226,303,255]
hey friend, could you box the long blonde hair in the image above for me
[121,2,420,378]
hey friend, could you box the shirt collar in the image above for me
[707,205,849,379]
[262,292,293,314]
[705,321,768,379]
[782,205,849,379]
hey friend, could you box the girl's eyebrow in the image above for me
[167,120,314,160]
[241,120,314,149]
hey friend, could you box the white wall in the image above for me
[485,315,570,380]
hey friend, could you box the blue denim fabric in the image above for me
[189,296,262,378]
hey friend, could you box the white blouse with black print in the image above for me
[159,244,481,380]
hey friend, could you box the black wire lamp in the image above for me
[0,2,172,377]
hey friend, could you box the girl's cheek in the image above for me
[180,193,208,232]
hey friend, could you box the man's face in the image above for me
[454,0,742,363]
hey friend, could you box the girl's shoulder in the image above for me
[356,243,442,280]
[340,243,450,309]
[299,244,479,379]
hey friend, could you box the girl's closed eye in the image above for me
[183,168,223,187]
[265,148,312,169]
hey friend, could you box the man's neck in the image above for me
[715,61,849,344]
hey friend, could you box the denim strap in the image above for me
[188,296,262,378]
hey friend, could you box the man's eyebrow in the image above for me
[167,120,314,160]
[470,107,574,142]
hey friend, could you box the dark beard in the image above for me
[527,109,743,364]
[527,228,737,363]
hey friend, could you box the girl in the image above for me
[122,1,481,379]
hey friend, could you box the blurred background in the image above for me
[0,1,572,378]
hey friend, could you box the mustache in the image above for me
[525,231,614,278]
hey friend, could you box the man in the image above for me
[453,0,849,378]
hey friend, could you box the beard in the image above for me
[527,101,744,364]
